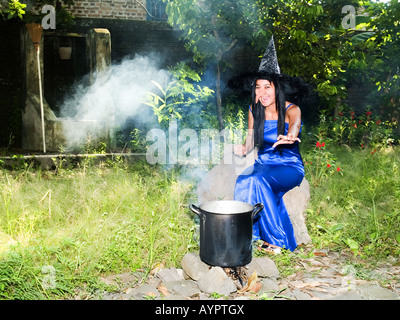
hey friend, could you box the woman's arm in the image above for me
[234,108,254,156]
[272,104,302,148]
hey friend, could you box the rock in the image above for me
[99,250,400,300]
[196,143,311,246]
[196,144,256,204]
[99,272,139,287]
[283,179,312,245]
[288,289,313,300]
[261,278,280,292]
[163,294,187,300]
[163,280,201,298]
[156,268,185,282]
[247,257,280,279]
[197,267,237,296]
[181,252,210,280]
[258,278,280,299]
[355,283,400,300]
[331,289,363,300]
[125,284,160,300]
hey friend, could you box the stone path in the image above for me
[94,247,400,301]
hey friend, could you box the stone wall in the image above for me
[70,18,190,65]
[0,17,190,149]
[0,19,23,148]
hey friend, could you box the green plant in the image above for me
[303,137,341,187]
[129,128,147,153]
[331,108,398,148]
[1,0,76,28]
[55,5,75,29]
[2,0,26,20]
[224,102,247,145]
[258,287,291,300]
[145,63,214,129]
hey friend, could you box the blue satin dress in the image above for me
[234,106,304,252]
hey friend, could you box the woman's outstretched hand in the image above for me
[233,144,247,157]
[272,134,301,148]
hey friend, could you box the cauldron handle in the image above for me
[189,204,204,219]
[252,203,264,219]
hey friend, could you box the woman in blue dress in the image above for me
[232,37,306,254]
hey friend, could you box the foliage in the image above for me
[331,108,397,148]
[2,0,26,20]
[145,62,214,129]
[257,0,377,112]
[311,107,398,148]
[1,0,75,28]
[163,0,400,131]
[165,0,263,130]
[363,1,400,125]
[223,100,248,144]
[303,138,341,187]
[166,0,263,64]
[55,5,75,29]
[128,128,147,153]
[302,107,398,186]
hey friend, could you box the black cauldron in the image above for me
[189,201,263,267]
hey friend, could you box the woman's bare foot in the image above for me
[258,242,282,255]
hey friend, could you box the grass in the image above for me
[305,144,400,259]
[0,159,198,299]
[0,143,399,299]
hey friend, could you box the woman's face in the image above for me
[255,79,275,108]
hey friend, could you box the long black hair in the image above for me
[251,73,286,148]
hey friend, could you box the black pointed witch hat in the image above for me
[258,35,281,75]
[228,36,308,103]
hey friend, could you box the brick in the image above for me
[70,0,147,20]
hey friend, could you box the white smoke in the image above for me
[60,54,170,151]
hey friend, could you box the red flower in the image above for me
[366,111,372,116]
[376,120,381,125]
[327,164,331,168]
[339,112,344,116]
[316,142,321,148]
[361,144,364,148]
[321,142,325,147]
[337,167,341,172]
[352,123,357,128]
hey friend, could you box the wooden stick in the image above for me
[37,49,46,153]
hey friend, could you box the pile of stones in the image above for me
[99,249,400,300]
[101,252,281,300]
